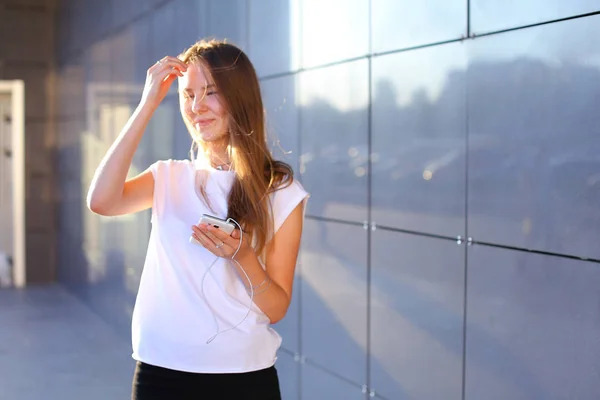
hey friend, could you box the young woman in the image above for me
[87,39,308,399]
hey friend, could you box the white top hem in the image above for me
[131,353,277,374]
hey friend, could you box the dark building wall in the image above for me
[55,1,600,399]
[0,0,58,284]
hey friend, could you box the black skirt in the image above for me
[131,361,282,400]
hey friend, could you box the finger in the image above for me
[193,232,224,256]
[155,67,183,83]
[161,60,187,74]
[230,229,248,244]
[192,225,214,243]
[150,61,186,77]
[199,226,231,250]
[163,72,181,85]
[155,63,185,77]
[204,224,232,240]
[153,58,188,73]
[193,231,227,257]
[205,225,237,248]
[192,225,211,242]
[190,235,202,246]
[194,226,226,250]
[162,56,188,70]
[202,229,222,247]
[192,232,208,248]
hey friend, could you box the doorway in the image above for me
[0,80,25,288]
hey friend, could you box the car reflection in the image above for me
[301,139,600,227]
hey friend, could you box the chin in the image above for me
[198,131,227,143]
[198,130,217,140]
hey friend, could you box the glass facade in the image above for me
[55,1,600,399]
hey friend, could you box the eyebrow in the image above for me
[183,84,215,92]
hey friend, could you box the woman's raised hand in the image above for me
[140,56,188,109]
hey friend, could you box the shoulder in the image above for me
[271,178,308,201]
[149,159,193,177]
[150,159,192,170]
[270,178,309,234]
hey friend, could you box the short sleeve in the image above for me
[149,160,167,223]
[148,159,191,223]
[270,179,310,235]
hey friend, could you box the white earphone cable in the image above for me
[200,218,255,344]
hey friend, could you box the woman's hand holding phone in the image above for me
[190,215,252,260]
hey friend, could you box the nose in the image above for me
[191,95,208,114]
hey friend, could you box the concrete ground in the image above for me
[0,285,135,400]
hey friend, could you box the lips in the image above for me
[195,118,215,128]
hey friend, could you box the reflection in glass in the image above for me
[372,0,467,53]
[300,220,367,385]
[298,0,369,67]
[261,75,300,173]
[111,27,136,101]
[175,0,208,53]
[261,76,302,351]
[471,0,600,34]
[301,362,365,400]
[275,352,299,400]
[132,17,152,85]
[57,55,85,119]
[151,0,177,61]
[75,41,177,332]
[206,0,248,50]
[466,246,600,400]
[249,0,295,77]
[299,60,369,222]
[467,15,600,259]
[372,42,467,237]
[370,230,464,400]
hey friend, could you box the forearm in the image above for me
[234,252,290,324]
[87,103,155,209]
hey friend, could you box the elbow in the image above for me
[87,198,105,215]
[86,192,111,216]
[270,299,291,325]
[270,306,290,324]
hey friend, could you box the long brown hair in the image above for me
[179,39,293,256]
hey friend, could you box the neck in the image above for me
[203,139,231,168]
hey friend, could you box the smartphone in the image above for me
[198,214,236,235]
[189,214,236,246]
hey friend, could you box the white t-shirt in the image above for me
[131,159,309,373]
